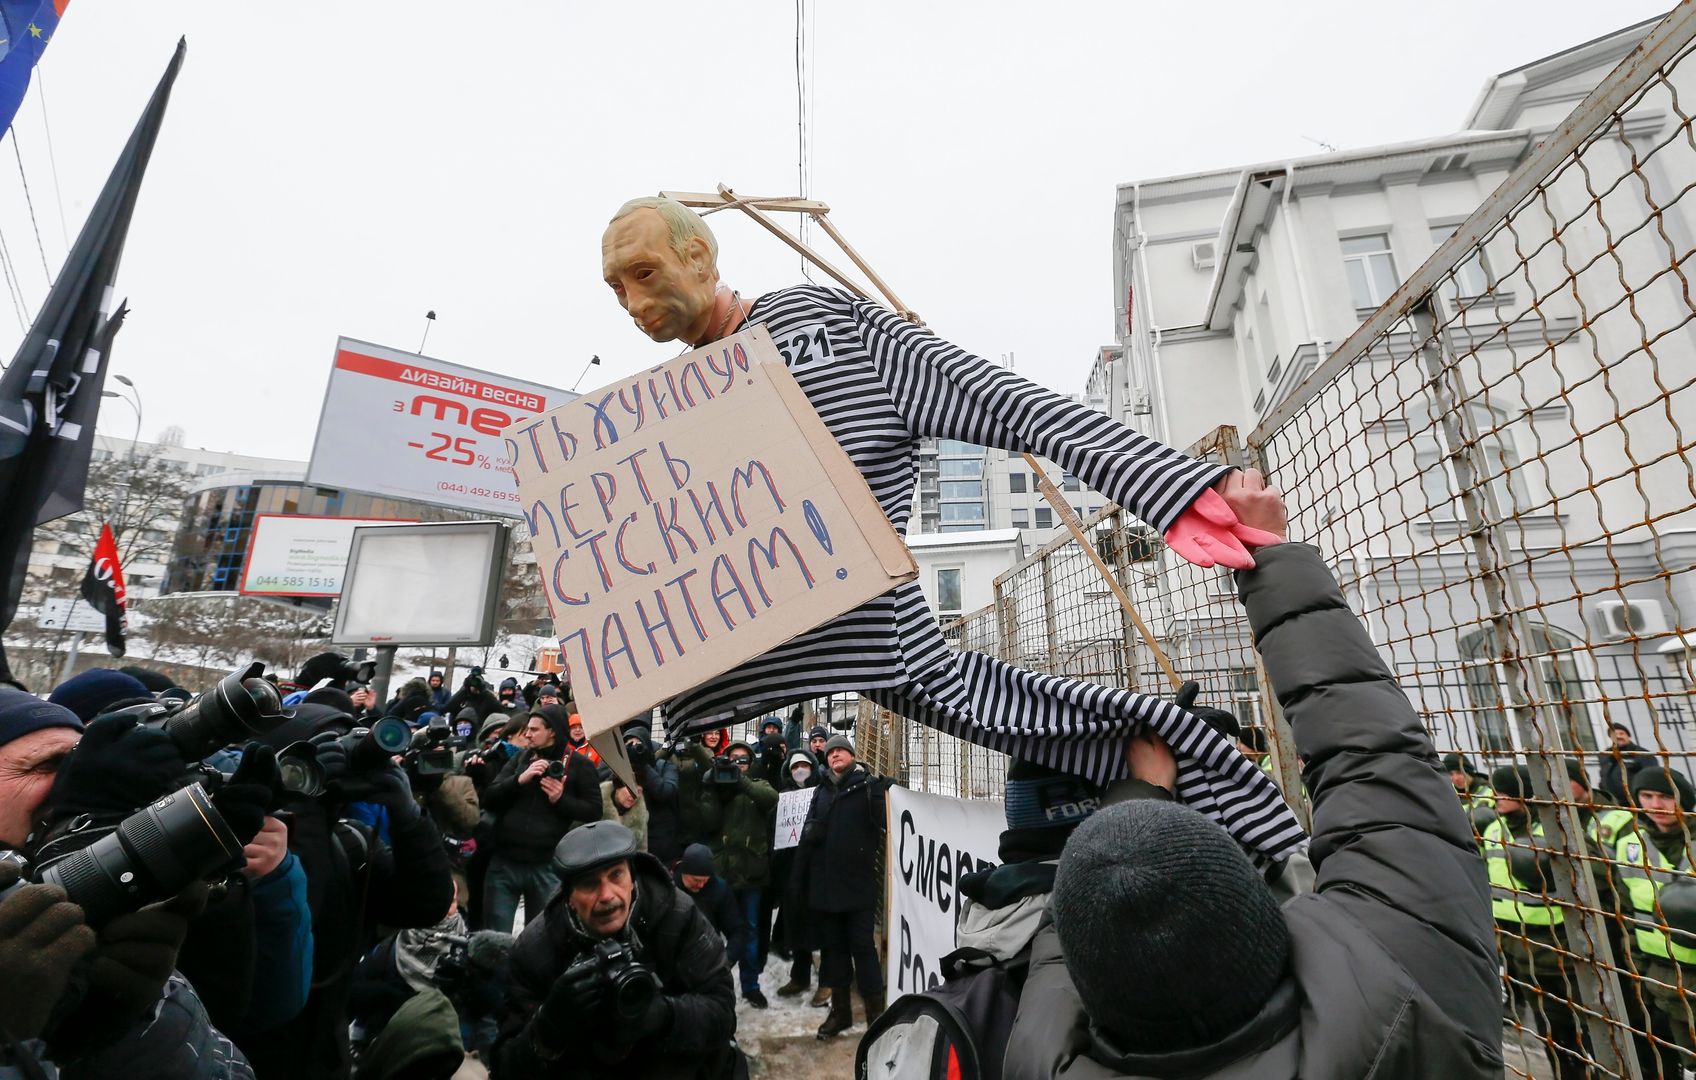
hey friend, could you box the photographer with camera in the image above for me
[622,721,681,868]
[350,895,512,1065]
[244,701,456,1079]
[496,821,737,1080]
[700,741,778,1009]
[480,705,601,936]
[662,728,730,851]
[444,668,503,726]
[8,676,287,1077]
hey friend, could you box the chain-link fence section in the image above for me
[862,8,1696,1076]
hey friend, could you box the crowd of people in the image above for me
[1441,721,1696,1079]
[0,647,894,1079]
[10,470,1696,1080]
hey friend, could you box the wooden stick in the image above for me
[660,190,832,214]
[810,214,921,324]
[1022,453,1183,690]
[713,184,872,300]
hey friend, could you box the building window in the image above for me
[936,568,962,615]
[940,480,983,500]
[940,502,984,524]
[1341,233,1398,309]
[1035,507,1053,529]
[1012,509,1030,528]
[1459,624,1594,752]
[1008,473,1026,494]
[939,459,982,479]
[1061,473,1081,492]
[1430,225,1492,298]
[937,440,981,456]
[1413,405,1530,518]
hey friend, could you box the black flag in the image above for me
[0,39,184,684]
[80,521,127,657]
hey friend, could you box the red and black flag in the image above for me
[79,521,126,656]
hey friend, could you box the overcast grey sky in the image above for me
[0,1,1672,460]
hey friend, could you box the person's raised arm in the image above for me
[1224,471,1496,1032]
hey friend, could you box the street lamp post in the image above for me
[570,355,602,392]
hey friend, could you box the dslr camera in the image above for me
[403,714,461,780]
[10,782,243,927]
[104,661,291,763]
[543,758,568,781]
[564,939,660,1021]
[275,716,414,798]
[708,755,743,787]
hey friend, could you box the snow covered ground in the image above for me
[736,955,861,1078]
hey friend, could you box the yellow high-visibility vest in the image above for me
[1482,816,1563,927]
[1614,829,1696,964]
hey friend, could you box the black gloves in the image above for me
[44,712,186,824]
[210,742,280,847]
[636,992,673,1039]
[311,730,420,824]
[0,864,95,1040]
[534,960,606,1055]
[1173,680,1243,740]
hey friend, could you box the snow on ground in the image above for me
[736,954,861,1078]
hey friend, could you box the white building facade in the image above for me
[1105,17,1696,757]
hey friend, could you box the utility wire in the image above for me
[0,222,29,332]
[35,70,68,250]
[795,0,817,283]
[12,134,52,282]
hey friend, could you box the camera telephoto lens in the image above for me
[160,662,290,761]
[276,742,327,798]
[35,783,242,927]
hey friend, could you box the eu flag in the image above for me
[0,1,64,140]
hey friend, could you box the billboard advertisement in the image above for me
[240,514,413,597]
[306,337,572,516]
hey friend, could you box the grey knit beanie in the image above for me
[1051,800,1290,1052]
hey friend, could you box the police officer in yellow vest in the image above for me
[1613,765,1696,1067]
[1483,764,1590,1080]
[1565,758,1634,848]
[1447,753,1497,813]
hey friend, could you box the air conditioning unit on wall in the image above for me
[1192,240,1217,270]
[1590,599,1668,642]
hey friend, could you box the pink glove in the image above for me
[1162,489,1285,570]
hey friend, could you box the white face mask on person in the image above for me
[791,765,812,785]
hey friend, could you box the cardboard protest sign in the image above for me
[885,786,1004,1000]
[502,324,917,735]
[773,787,818,851]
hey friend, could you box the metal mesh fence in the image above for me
[862,9,1696,1077]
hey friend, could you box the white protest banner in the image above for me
[240,514,412,597]
[773,787,817,850]
[501,323,917,737]
[886,786,1004,1000]
[307,336,573,516]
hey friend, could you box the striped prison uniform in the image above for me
[663,285,1307,864]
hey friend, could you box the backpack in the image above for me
[855,946,1028,1080]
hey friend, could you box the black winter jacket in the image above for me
[799,761,887,913]
[1003,543,1501,1080]
[240,797,456,1078]
[482,746,602,864]
[682,873,749,966]
[1599,741,1654,804]
[496,854,737,1079]
[639,756,684,868]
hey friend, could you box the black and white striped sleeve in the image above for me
[848,299,1227,534]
